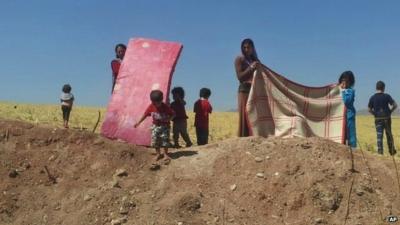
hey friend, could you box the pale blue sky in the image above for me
[1,0,399,110]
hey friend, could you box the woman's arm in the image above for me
[235,56,256,82]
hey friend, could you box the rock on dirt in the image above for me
[8,169,18,178]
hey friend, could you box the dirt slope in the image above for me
[1,119,399,225]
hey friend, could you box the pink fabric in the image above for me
[101,38,183,145]
[247,66,346,144]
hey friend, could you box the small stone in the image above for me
[256,173,264,178]
[274,172,279,176]
[8,169,18,178]
[230,184,237,191]
[228,218,235,222]
[48,155,56,161]
[265,156,270,160]
[111,178,120,188]
[315,218,324,224]
[110,216,128,225]
[119,206,129,215]
[115,169,128,177]
[93,139,104,145]
[177,222,183,225]
[245,151,251,155]
[84,194,92,201]
[356,189,364,196]
[254,157,263,162]
[54,203,61,211]
[154,206,161,211]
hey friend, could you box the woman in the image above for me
[111,43,127,93]
[234,38,261,137]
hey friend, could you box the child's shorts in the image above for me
[151,125,171,148]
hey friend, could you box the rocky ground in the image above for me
[1,119,400,225]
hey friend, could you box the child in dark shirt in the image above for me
[194,88,212,145]
[170,87,192,148]
[368,81,397,155]
[135,90,175,163]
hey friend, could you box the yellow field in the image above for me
[1,101,399,156]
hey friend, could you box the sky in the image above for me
[0,0,399,111]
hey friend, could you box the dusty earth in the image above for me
[1,119,400,225]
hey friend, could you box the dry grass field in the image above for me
[1,101,399,156]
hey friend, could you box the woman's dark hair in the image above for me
[338,71,355,87]
[150,90,163,102]
[241,38,258,61]
[171,87,185,99]
[200,88,211,98]
[376,80,385,91]
[62,84,72,93]
[115,43,127,58]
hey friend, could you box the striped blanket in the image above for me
[246,66,345,144]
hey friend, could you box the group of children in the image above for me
[58,44,397,167]
[134,87,212,164]
[340,71,397,156]
[60,84,212,164]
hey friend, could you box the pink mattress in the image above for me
[101,38,183,146]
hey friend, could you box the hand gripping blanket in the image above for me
[246,66,345,144]
[101,38,183,146]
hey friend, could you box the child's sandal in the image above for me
[149,163,160,171]
[162,158,171,165]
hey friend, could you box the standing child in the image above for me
[171,87,193,148]
[368,81,397,155]
[60,84,74,129]
[134,90,175,163]
[111,43,126,93]
[339,71,357,149]
[194,88,213,145]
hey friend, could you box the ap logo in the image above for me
[387,215,398,223]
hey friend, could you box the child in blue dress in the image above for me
[339,71,357,149]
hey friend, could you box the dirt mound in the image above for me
[1,119,399,225]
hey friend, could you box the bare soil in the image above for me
[1,119,399,225]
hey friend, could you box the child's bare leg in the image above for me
[162,148,171,160]
[154,148,163,161]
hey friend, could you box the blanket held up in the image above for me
[247,67,345,144]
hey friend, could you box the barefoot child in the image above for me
[134,90,175,163]
[60,84,74,128]
[170,87,193,148]
[194,88,212,145]
[339,71,357,149]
